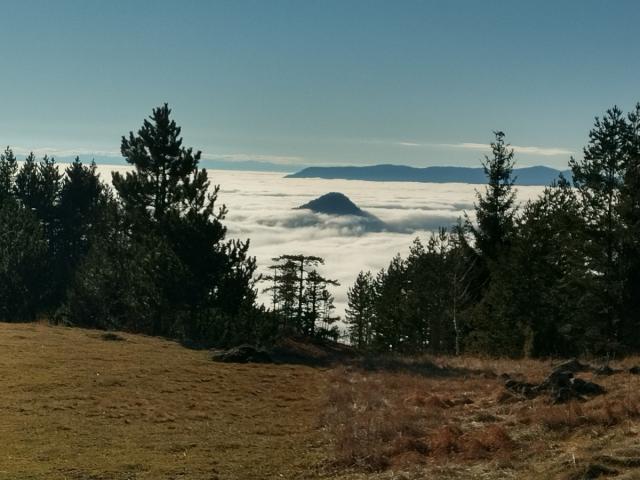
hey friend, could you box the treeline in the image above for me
[0,105,279,347]
[5,102,640,358]
[346,104,640,358]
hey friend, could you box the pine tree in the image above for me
[264,254,338,338]
[55,158,112,301]
[619,103,640,349]
[0,198,47,321]
[476,178,588,357]
[0,146,17,204]
[569,106,628,351]
[113,104,215,223]
[463,132,519,355]
[371,255,408,353]
[68,104,257,344]
[303,269,339,337]
[266,254,324,333]
[468,131,517,264]
[345,271,375,349]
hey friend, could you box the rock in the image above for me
[593,365,620,376]
[211,345,273,364]
[553,358,591,373]
[503,377,539,398]
[543,373,606,404]
[101,332,125,342]
[629,366,640,375]
[567,463,618,480]
[571,378,606,396]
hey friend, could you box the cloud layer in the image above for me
[396,141,574,157]
[188,170,544,319]
[96,166,544,319]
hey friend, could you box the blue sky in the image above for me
[1,0,639,169]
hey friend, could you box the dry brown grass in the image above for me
[323,355,640,479]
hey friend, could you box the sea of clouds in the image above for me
[205,170,545,318]
[98,166,543,319]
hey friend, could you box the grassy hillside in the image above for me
[3,323,640,480]
[0,323,329,480]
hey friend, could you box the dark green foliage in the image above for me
[0,198,47,321]
[113,103,214,223]
[9,102,640,358]
[1,105,264,349]
[53,159,112,304]
[65,225,180,333]
[64,104,260,346]
[463,133,519,355]
[569,107,628,350]
[364,103,640,357]
[618,103,640,350]
[263,254,340,340]
[349,230,471,355]
[467,131,517,264]
[371,254,408,352]
[0,147,18,204]
[345,271,375,349]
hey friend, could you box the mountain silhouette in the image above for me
[297,192,387,232]
[287,164,571,186]
[298,192,371,217]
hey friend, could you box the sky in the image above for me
[2,0,640,169]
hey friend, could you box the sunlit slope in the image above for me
[0,323,329,480]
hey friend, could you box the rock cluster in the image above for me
[211,345,273,364]
[503,358,606,404]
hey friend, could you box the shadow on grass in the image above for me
[356,355,497,379]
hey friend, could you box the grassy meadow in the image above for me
[2,323,640,479]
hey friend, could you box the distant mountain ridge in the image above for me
[287,164,571,186]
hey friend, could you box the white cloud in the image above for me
[194,169,544,321]
[92,166,546,327]
[9,146,121,158]
[6,145,304,165]
[396,141,574,157]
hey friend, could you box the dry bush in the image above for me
[429,424,513,460]
[323,366,515,470]
[324,355,640,477]
[519,393,640,431]
[324,368,434,470]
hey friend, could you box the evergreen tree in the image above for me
[264,254,338,338]
[55,159,112,302]
[0,198,47,321]
[345,271,375,349]
[472,178,588,357]
[619,103,640,349]
[113,104,213,223]
[570,106,628,351]
[263,257,299,330]
[266,254,324,333]
[67,104,257,345]
[371,255,408,352]
[0,147,17,204]
[303,269,339,337]
[467,131,517,265]
[463,132,518,355]
[316,287,340,341]
[14,153,39,208]
[13,154,62,310]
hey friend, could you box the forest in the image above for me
[1,103,639,358]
